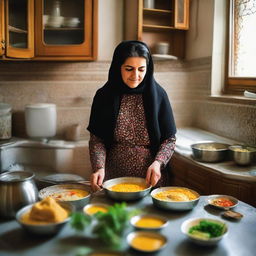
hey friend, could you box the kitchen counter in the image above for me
[175,127,256,182]
[0,192,256,256]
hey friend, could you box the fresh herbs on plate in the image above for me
[188,220,225,239]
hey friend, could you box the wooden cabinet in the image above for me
[0,0,34,59]
[124,0,190,59]
[0,0,98,60]
[170,153,256,207]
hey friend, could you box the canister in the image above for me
[0,103,12,140]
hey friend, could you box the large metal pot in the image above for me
[191,142,230,162]
[0,171,38,218]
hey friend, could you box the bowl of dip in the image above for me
[130,214,168,231]
[83,203,110,216]
[127,231,167,252]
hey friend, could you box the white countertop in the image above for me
[175,127,256,181]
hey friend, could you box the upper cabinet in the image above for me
[124,0,190,59]
[0,0,98,61]
[0,0,34,59]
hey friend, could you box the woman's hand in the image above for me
[146,160,162,187]
[90,168,105,192]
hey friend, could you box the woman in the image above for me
[87,40,176,191]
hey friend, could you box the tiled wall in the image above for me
[0,58,255,178]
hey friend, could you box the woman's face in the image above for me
[121,57,147,89]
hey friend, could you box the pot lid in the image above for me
[0,171,34,183]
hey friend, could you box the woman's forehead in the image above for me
[122,57,147,67]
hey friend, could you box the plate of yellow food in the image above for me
[151,186,200,210]
[83,203,110,216]
[39,184,91,210]
[16,197,73,235]
[102,177,151,201]
[127,231,167,253]
[130,214,168,231]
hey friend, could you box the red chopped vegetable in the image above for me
[212,198,235,207]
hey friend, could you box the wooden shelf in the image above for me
[8,25,27,34]
[44,27,83,31]
[143,8,172,14]
[143,24,175,30]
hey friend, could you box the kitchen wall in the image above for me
[0,0,255,177]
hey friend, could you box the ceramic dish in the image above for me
[83,203,110,216]
[181,217,228,246]
[127,231,167,253]
[102,177,151,201]
[207,195,238,210]
[16,201,72,236]
[39,183,91,210]
[130,214,168,231]
[151,186,200,211]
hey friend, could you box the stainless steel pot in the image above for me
[0,171,38,218]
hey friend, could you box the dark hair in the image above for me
[119,42,150,65]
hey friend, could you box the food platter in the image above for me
[207,194,238,210]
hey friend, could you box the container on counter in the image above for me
[0,103,12,140]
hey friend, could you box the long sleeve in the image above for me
[155,135,176,168]
[89,133,107,172]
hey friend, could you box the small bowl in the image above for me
[16,202,72,236]
[191,142,230,162]
[83,203,110,216]
[39,184,91,210]
[229,145,256,166]
[207,194,238,210]
[130,214,168,231]
[102,177,151,201]
[151,186,200,211]
[181,217,228,246]
[127,231,167,253]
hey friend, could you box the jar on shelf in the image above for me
[0,103,12,140]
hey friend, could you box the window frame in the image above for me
[224,0,256,95]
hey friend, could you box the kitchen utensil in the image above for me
[191,141,230,162]
[25,103,57,139]
[150,186,200,211]
[0,171,38,218]
[229,145,256,166]
[38,183,91,210]
[102,177,151,201]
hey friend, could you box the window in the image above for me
[225,0,256,94]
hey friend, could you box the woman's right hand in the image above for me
[90,168,105,192]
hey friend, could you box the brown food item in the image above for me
[222,210,243,220]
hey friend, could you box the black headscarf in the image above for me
[87,40,176,154]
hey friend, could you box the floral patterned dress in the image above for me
[89,94,176,186]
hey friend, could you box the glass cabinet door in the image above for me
[174,0,189,30]
[6,0,34,58]
[35,0,94,58]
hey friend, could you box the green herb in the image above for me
[70,202,140,248]
[189,220,225,238]
[70,212,91,231]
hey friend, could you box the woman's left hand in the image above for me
[146,160,161,187]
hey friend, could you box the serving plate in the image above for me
[207,194,238,210]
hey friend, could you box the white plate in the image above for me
[152,54,178,60]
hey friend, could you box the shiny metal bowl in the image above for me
[130,214,168,231]
[16,202,72,236]
[191,142,230,162]
[38,183,91,210]
[151,186,200,211]
[127,231,167,253]
[181,217,228,246]
[102,177,151,201]
[229,145,256,166]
